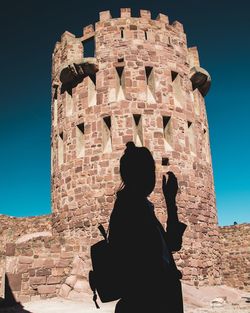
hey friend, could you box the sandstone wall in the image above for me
[3,233,92,303]
[51,8,220,287]
[0,214,52,298]
[219,223,250,292]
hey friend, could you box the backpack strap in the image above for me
[89,270,100,309]
[93,290,100,309]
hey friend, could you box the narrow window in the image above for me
[51,146,54,174]
[193,89,201,115]
[203,128,210,162]
[58,132,64,166]
[115,66,125,101]
[171,71,178,82]
[102,116,112,153]
[163,116,173,151]
[83,38,95,57]
[144,30,148,40]
[88,74,97,106]
[118,57,124,63]
[133,114,143,147]
[162,157,169,166]
[145,66,156,103]
[53,99,58,126]
[76,123,85,157]
[120,28,124,39]
[53,86,58,127]
[187,121,196,156]
[171,71,184,108]
[65,91,73,116]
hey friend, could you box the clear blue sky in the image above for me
[0,0,249,226]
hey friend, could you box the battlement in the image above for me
[54,8,184,46]
[97,8,182,30]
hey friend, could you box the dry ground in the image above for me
[0,284,249,313]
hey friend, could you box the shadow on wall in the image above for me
[0,274,31,312]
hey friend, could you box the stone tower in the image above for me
[51,9,221,286]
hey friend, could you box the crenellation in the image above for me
[120,8,131,18]
[83,24,95,37]
[172,20,184,32]
[188,46,200,68]
[140,9,151,19]
[156,13,169,24]
[99,10,112,22]
[61,30,76,41]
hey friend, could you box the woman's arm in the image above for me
[162,172,187,252]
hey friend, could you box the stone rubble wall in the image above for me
[51,8,221,287]
[3,231,93,303]
[0,214,52,298]
[219,224,250,292]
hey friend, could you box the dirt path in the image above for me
[0,284,249,313]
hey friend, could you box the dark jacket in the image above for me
[108,188,187,312]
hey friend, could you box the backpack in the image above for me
[89,224,121,308]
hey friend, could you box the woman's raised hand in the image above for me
[162,171,178,204]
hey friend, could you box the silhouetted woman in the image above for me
[108,142,187,313]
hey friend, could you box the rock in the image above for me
[74,279,89,293]
[65,275,77,288]
[59,284,71,298]
[211,297,227,307]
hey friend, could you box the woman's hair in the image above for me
[118,141,155,196]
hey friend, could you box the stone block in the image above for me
[55,259,72,268]
[19,256,33,264]
[47,276,63,284]
[17,263,30,273]
[30,276,46,285]
[6,273,22,291]
[36,268,51,276]
[18,295,30,303]
[74,279,89,293]
[59,284,71,298]
[5,243,16,256]
[37,285,56,294]
[65,275,77,288]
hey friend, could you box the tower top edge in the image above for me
[55,8,184,45]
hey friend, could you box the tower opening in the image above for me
[58,132,64,166]
[171,71,178,82]
[193,89,201,115]
[133,114,143,147]
[102,116,112,153]
[88,74,97,106]
[162,157,169,166]
[203,128,210,162]
[163,116,173,151]
[187,121,196,155]
[115,66,125,101]
[83,38,95,57]
[172,71,185,108]
[120,28,124,39]
[76,123,85,157]
[65,91,73,116]
[145,66,156,103]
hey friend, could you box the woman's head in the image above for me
[119,142,156,196]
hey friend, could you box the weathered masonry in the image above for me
[51,8,219,286]
[1,8,248,304]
